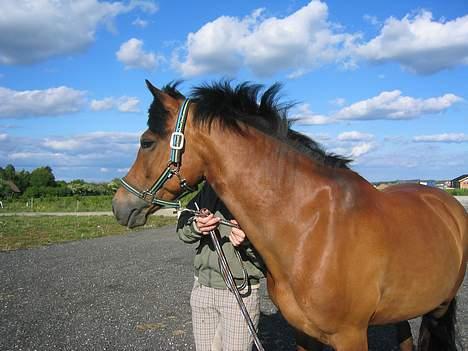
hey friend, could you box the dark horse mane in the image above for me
[148,81,351,169]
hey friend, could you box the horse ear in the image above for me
[145,79,162,98]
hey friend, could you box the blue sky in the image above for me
[0,0,467,182]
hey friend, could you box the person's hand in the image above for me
[229,219,246,247]
[194,208,220,235]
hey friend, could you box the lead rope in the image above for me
[193,204,266,351]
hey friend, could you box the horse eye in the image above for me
[140,140,155,149]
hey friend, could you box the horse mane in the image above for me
[287,129,351,169]
[147,80,351,169]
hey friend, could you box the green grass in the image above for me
[0,215,176,251]
[0,188,198,251]
[1,189,199,213]
[446,188,468,196]
[0,195,113,212]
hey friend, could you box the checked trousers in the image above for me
[190,279,260,351]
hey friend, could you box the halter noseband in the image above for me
[120,98,196,209]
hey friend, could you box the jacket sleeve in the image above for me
[238,239,266,274]
[177,219,203,243]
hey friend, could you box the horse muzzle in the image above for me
[112,189,149,228]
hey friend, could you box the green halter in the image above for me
[120,99,196,208]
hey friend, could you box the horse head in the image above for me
[112,80,204,228]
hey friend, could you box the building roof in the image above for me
[0,179,20,193]
[452,174,468,182]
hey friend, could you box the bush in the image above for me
[446,188,468,196]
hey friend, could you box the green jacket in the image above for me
[177,184,265,289]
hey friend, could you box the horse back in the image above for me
[381,183,467,256]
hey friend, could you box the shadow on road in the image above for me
[257,311,402,351]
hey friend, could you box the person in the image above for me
[177,183,265,351]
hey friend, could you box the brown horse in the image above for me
[113,81,467,351]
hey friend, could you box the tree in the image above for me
[108,178,121,193]
[30,166,56,188]
[15,170,31,192]
[3,164,16,181]
[0,180,9,197]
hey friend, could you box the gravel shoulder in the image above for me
[1,225,466,350]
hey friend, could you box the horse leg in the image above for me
[330,328,368,351]
[417,298,461,351]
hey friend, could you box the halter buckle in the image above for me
[141,190,155,203]
[170,132,185,150]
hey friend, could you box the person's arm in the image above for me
[229,219,266,272]
[228,219,245,247]
[177,214,204,243]
[176,185,220,243]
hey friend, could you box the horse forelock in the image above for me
[147,80,351,169]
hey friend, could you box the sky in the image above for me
[0,0,467,183]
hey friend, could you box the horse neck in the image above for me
[193,124,334,258]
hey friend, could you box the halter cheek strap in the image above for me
[120,98,196,209]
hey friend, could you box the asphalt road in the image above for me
[1,225,466,351]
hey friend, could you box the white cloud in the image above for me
[0,0,158,65]
[302,132,331,142]
[299,130,378,162]
[43,132,139,153]
[292,103,334,125]
[172,1,360,77]
[0,86,86,118]
[128,0,158,14]
[90,96,140,112]
[117,97,140,112]
[363,14,380,26]
[337,131,374,141]
[413,133,468,143]
[172,5,468,77]
[294,91,462,126]
[334,90,462,120]
[332,137,377,160]
[42,139,83,151]
[349,142,376,158]
[0,131,143,181]
[90,98,115,111]
[355,143,468,181]
[356,11,468,74]
[116,38,162,70]
[132,17,149,28]
[9,151,64,161]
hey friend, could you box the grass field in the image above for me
[0,195,113,212]
[0,215,176,251]
[0,191,199,213]
[0,191,200,251]
[447,188,468,196]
